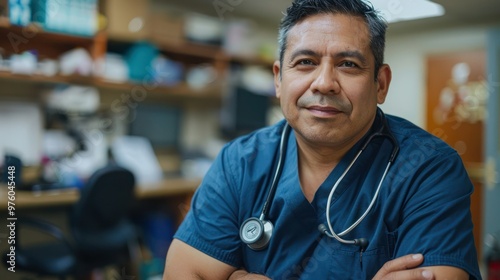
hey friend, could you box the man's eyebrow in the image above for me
[335,50,368,65]
[288,49,369,65]
[288,49,319,63]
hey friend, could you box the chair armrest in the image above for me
[15,216,74,251]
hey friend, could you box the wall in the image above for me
[382,25,488,127]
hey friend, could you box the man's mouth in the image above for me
[306,105,343,117]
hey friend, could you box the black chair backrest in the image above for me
[70,165,136,251]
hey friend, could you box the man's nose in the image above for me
[310,64,340,95]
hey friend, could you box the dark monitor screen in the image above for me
[221,86,270,138]
[129,103,181,149]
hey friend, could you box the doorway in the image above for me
[426,50,486,258]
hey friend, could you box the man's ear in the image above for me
[273,61,281,98]
[376,64,392,104]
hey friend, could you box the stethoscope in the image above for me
[239,109,400,251]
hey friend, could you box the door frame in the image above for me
[484,28,500,258]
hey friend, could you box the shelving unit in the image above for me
[0,17,219,242]
[0,22,106,60]
[0,23,234,106]
[0,14,275,103]
[0,6,279,278]
[0,71,225,103]
[0,2,277,153]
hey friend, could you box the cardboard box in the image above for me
[104,0,150,40]
[149,11,184,46]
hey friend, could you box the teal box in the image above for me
[9,0,31,26]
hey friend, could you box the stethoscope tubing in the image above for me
[325,160,393,243]
[243,109,399,251]
[325,111,398,244]
[260,123,291,221]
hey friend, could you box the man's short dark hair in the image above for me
[278,0,387,80]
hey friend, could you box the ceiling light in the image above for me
[366,0,445,23]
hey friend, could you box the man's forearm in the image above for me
[228,270,271,280]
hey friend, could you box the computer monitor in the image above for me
[129,103,182,150]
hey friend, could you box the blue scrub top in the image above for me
[174,112,481,279]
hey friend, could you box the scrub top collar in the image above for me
[276,109,386,223]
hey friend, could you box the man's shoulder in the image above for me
[222,120,286,157]
[386,114,457,158]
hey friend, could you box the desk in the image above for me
[0,177,200,280]
[0,178,200,209]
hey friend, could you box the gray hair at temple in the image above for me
[277,0,388,80]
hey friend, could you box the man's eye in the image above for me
[298,60,315,65]
[341,61,358,67]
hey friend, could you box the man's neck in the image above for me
[293,115,377,202]
[296,138,350,202]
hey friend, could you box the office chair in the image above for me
[4,165,138,279]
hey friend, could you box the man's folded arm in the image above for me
[163,239,237,280]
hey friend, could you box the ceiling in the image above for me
[163,0,500,35]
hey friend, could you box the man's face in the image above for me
[274,13,390,150]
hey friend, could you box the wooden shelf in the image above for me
[96,78,222,96]
[0,23,102,59]
[109,36,273,67]
[0,17,11,27]
[107,36,225,60]
[0,23,95,42]
[154,40,225,60]
[0,23,268,104]
[228,55,275,69]
[0,71,95,86]
[0,71,224,101]
[0,22,269,97]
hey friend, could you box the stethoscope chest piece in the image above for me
[240,217,273,250]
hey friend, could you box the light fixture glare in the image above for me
[366,0,445,23]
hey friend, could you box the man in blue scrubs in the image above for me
[164,0,481,279]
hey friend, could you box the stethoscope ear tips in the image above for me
[318,224,334,238]
[354,238,369,252]
[319,224,369,251]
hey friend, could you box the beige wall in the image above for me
[382,25,488,128]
